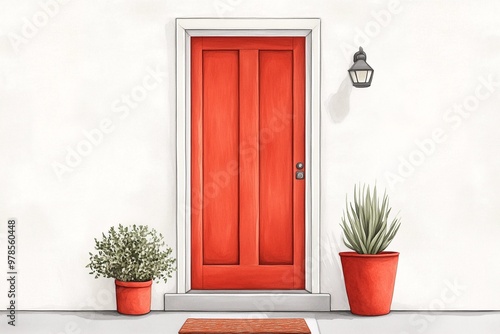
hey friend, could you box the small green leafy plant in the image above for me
[340,184,401,254]
[87,224,176,283]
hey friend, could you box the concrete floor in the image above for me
[1,311,499,334]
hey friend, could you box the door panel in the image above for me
[259,51,294,265]
[191,37,305,290]
[202,51,240,265]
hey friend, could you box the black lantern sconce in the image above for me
[348,47,374,88]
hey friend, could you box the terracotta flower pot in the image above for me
[339,251,399,316]
[115,279,152,315]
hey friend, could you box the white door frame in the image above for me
[175,18,321,293]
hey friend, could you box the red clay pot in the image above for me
[115,279,152,315]
[339,251,399,316]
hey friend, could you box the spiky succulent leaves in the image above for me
[340,184,401,254]
[86,224,177,283]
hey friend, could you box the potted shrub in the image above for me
[86,224,176,315]
[339,184,401,316]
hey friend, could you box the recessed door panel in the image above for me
[202,51,240,265]
[259,50,294,265]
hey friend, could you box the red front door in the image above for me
[191,37,305,289]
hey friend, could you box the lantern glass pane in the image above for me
[356,70,368,83]
[349,71,358,83]
[366,70,372,82]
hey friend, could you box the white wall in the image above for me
[0,0,499,311]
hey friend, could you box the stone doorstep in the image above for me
[164,292,331,312]
[179,318,311,334]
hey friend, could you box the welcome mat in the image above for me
[179,318,311,334]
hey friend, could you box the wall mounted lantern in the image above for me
[348,47,374,88]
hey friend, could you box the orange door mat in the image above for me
[179,318,311,334]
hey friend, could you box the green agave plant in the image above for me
[340,184,401,254]
[86,224,176,283]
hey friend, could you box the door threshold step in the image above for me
[188,290,310,294]
[164,292,330,312]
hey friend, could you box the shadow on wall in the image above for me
[325,75,353,123]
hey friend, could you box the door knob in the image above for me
[296,162,304,169]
